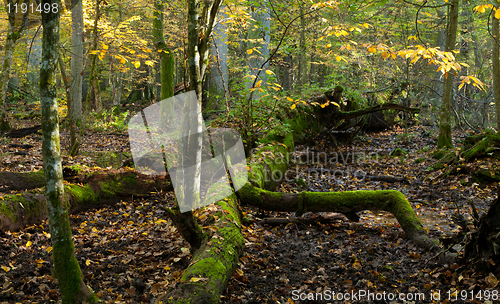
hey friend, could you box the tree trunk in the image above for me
[155,194,244,304]
[70,0,84,124]
[206,6,229,112]
[463,189,500,273]
[153,0,175,131]
[437,0,458,149]
[69,0,101,157]
[245,0,270,98]
[493,1,500,131]
[0,169,173,232]
[237,184,440,250]
[186,0,222,104]
[297,5,306,91]
[40,1,98,302]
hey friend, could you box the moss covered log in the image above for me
[0,170,46,191]
[0,169,172,231]
[240,108,439,251]
[155,194,245,304]
[237,183,440,251]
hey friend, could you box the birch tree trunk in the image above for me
[40,1,97,302]
[437,0,458,149]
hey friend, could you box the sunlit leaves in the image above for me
[474,4,493,14]
[458,75,486,91]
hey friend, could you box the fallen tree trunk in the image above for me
[0,165,171,192]
[338,103,420,121]
[237,184,440,251]
[155,194,245,304]
[0,169,172,231]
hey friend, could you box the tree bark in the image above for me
[206,6,229,111]
[493,0,500,131]
[437,0,458,149]
[297,5,306,90]
[70,0,84,124]
[40,1,98,302]
[186,0,223,104]
[245,0,270,99]
[70,0,101,157]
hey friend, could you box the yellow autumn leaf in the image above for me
[46,247,53,253]
[336,56,342,62]
[255,80,262,88]
[129,49,136,54]
[352,261,362,270]
[189,277,202,282]
[86,260,91,266]
[290,104,296,110]
[286,97,293,102]
[145,60,154,67]
[247,49,253,54]
[88,50,99,55]
[26,241,32,247]
[102,44,109,50]
[1,266,9,272]
[326,43,332,48]
[496,8,500,19]
[265,70,274,75]
[134,61,141,68]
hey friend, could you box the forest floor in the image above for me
[0,123,498,303]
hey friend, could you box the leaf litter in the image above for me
[0,125,498,303]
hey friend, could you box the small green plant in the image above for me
[90,109,130,133]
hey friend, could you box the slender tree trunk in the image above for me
[207,6,229,112]
[70,0,84,124]
[437,0,458,149]
[297,5,306,91]
[70,0,101,156]
[40,1,97,302]
[153,0,174,100]
[245,0,270,98]
[494,1,500,131]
